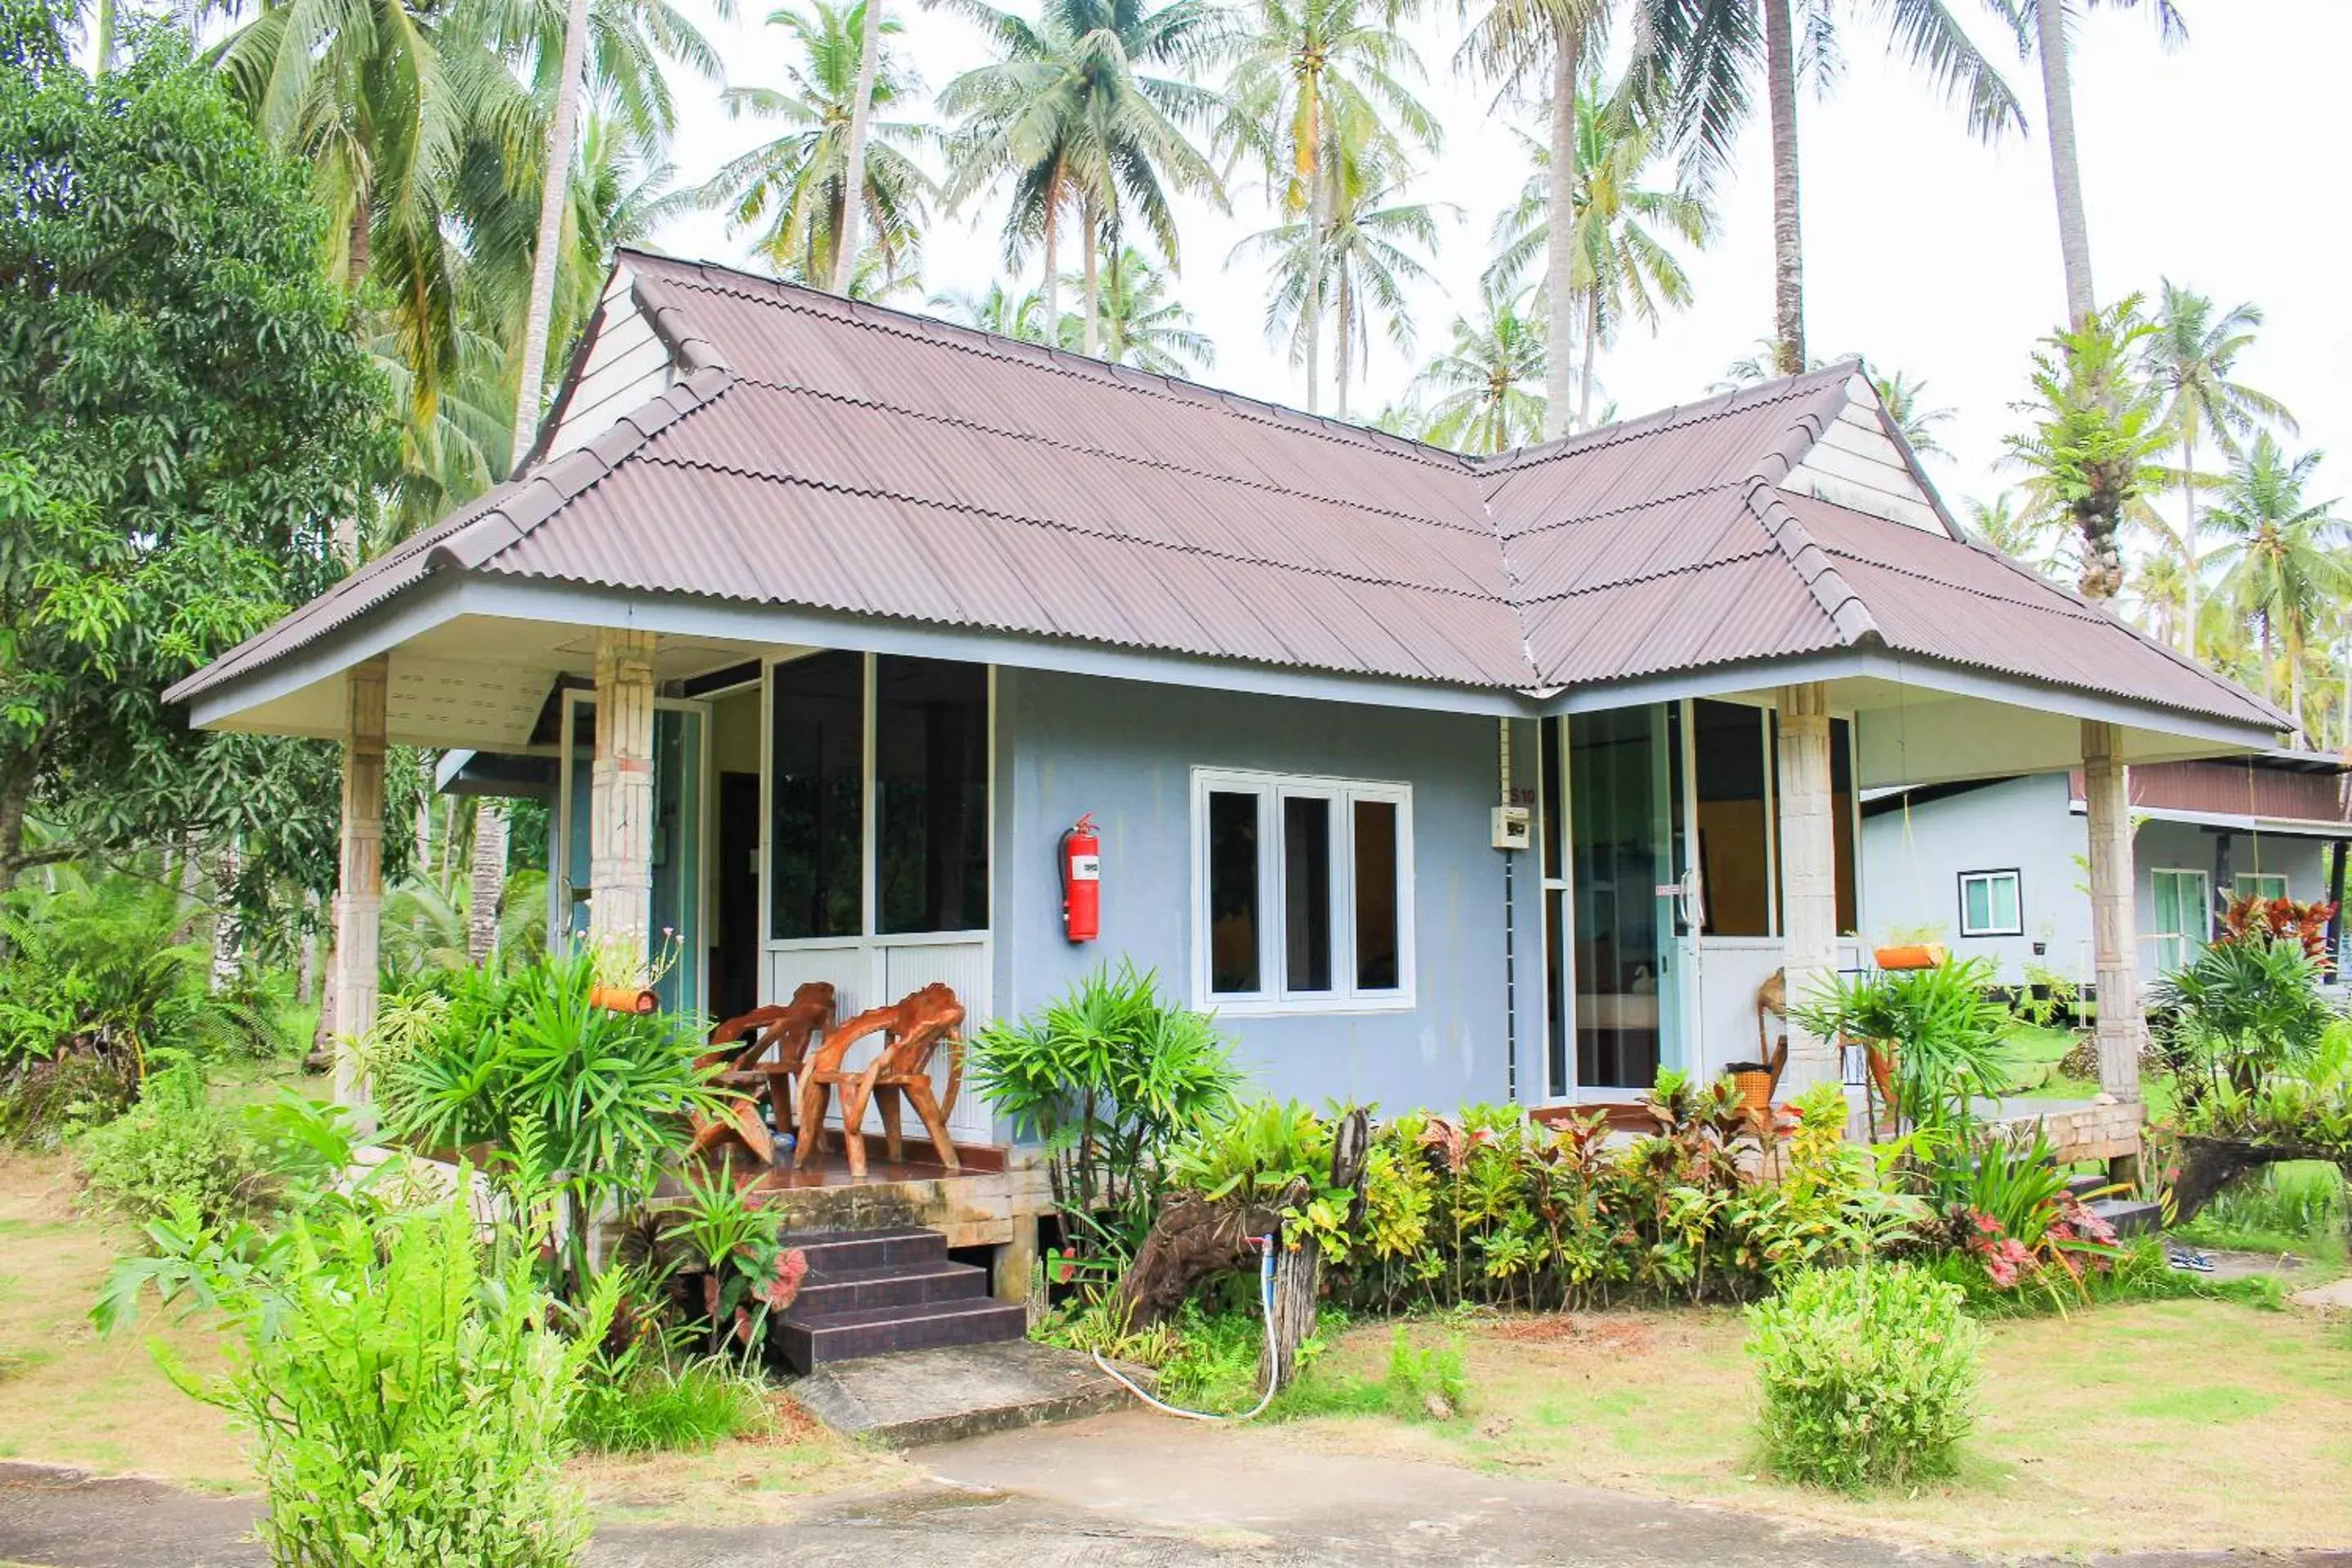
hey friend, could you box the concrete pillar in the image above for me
[2082,720,2144,1103]
[1776,683,1840,1093]
[589,628,657,947]
[332,656,389,1111]
[993,1213,1040,1305]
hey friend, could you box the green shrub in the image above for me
[567,1355,770,1455]
[77,1062,274,1226]
[1744,1263,1980,1491]
[163,1200,612,1567]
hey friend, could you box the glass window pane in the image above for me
[1354,799,1401,991]
[769,651,865,940]
[1208,791,1261,993]
[1964,877,1992,933]
[875,657,989,934]
[1284,796,1334,992]
[1831,719,1858,936]
[1992,875,2020,931]
[1694,700,1771,937]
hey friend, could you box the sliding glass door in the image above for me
[1561,706,1685,1092]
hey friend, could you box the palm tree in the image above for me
[683,1,931,286]
[1984,0,2184,325]
[832,0,888,291]
[1631,0,2021,374]
[1966,491,2061,575]
[1414,280,1548,454]
[1218,0,1437,411]
[1458,0,1611,439]
[1236,111,1445,418]
[2206,437,2348,736]
[2002,293,2164,603]
[939,0,1224,359]
[1082,247,1216,373]
[1486,81,1712,431]
[929,278,1051,340]
[2140,280,2296,662]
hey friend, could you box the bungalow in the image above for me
[1862,752,2351,986]
[169,250,2289,1285]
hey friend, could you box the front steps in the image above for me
[773,1226,1026,1374]
[2065,1172,2163,1237]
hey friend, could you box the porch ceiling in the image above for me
[203,611,778,748]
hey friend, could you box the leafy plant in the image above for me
[567,1352,770,1455]
[663,1160,802,1347]
[76,1059,273,1226]
[1792,958,2014,1138]
[972,964,1242,1260]
[2153,934,2336,1105]
[1744,1262,1980,1492]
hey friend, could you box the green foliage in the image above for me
[664,1160,800,1342]
[160,1199,613,1567]
[76,1060,273,1227]
[2173,1161,2347,1259]
[566,1353,770,1456]
[2154,934,2336,1103]
[0,0,387,902]
[971,963,1242,1256]
[1744,1263,1980,1492]
[2003,294,2166,599]
[1792,957,2015,1136]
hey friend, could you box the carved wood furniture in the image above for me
[794,982,967,1178]
[688,982,836,1165]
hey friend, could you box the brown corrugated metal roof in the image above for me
[167,249,2288,739]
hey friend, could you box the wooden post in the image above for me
[332,656,389,1112]
[590,628,657,946]
[2082,720,2144,1106]
[1775,683,1839,1094]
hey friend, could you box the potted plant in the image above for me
[586,929,666,1013]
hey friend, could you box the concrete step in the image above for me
[2065,1172,2114,1201]
[775,1226,948,1276]
[787,1259,991,1318]
[776,1295,1027,1372]
[787,1339,1138,1447]
[2087,1196,2163,1237]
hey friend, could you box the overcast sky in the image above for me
[646,2,2342,522]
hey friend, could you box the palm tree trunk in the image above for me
[2260,616,2276,706]
[512,0,595,472]
[93,0,114,70]
[1300,87,1325,413]
[833,0,886,294]
[2034,0,2096,326]
[468,801,508,965]
[2289,626,2306,741]
[1041,190,1062,349]
[1542,32,1581,439]
[1577,292,1599,430]
[1762,0,1805,376]
[1334,270,1352,420]
[2178,429,2199,659]
[1082,211,1101,358]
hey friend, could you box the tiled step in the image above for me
[776,1295,1027,1371]
[775,1226,947,1275]
[2065,1172,2112,1201]
[788,1259,991,1317]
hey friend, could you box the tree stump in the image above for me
[1111,1187,1301,1331]
[1259,1238,1321,1390]
[2172,1135,2352,1226]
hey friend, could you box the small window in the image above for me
[1958,870,2024,938]
[2235,872,2289,903]
[1195,769,1413,1010]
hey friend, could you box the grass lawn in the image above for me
[0,1148,898,1517]
[1285,1294,2352,1558]
[1994,1023,2179,1121]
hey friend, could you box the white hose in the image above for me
[1094,1235,1281,1422]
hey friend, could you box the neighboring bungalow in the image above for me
[167,251,2290,1292]
[1862,753,2352,986]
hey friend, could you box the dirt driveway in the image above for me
[5,1414,2352,1568]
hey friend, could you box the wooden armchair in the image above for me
[687,982,836,1165]
[794,983,966,1179]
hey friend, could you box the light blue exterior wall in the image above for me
[1860,772,2338,985]
[990,667,1543,1115]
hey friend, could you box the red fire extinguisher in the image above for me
[1060,813,1101,943]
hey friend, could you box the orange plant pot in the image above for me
[1872,942,1948,972]
[588,984,659,1014]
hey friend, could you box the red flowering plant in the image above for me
[2216,894,2339,962]
[1940,1132,2123,1299]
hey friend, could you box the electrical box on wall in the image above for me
[1490,804,1531,852]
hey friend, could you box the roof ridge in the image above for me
[628,452,1503,604]
[1474,360,1866,478]
[620,248,1481,475]
[724,372,1497,541]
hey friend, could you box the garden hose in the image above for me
[1094,1234,1281,1423]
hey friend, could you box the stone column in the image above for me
[589,628,657,947]
[332,656,389,1111]
[2082,720,2144,1103]
[1776,683,1840,1093]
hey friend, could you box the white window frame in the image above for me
[1957,868,2024,938]
[2234,871,2289,903]
[1191,767,1414,1015]
[2151,867,2211,974]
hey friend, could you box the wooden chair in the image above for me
[794,983,966,1179]
[687,982,836,1165]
